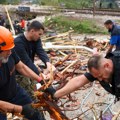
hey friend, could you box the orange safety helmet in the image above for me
[0,26,15,52]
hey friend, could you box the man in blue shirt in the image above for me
[104,20,120,54]
[0,26,45,120]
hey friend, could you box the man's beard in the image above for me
[0,57,9,63]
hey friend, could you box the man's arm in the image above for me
[0,100,22,113]
[0,100,39,118]
[106,35,118,54]
[54,75,90,98]
[36,39,49,64]
[106,44,114,54]
[15,61,42,82]
[36,40,56,72]
[46,62,56,72]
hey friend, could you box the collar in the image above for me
[108,24,115,33]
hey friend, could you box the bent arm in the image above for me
[107,35,119,54]
[106,45,114,54]
[54,75,90,98]
[15,61,41,82]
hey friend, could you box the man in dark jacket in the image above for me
[0,26,45,120]
[14,20,56,96]
[104,20,120,54]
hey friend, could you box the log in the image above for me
[42,30,74,41]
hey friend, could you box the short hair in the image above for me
[104,20,113,25]
[27,20,44,31]
[87,55,103,71]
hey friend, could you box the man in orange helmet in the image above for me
[0,26,45,120]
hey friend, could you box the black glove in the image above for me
[44,86,56,98]
[39,80,45,85]
[21,104,37,118]
[105,52,113,58]
[39,80,49,85]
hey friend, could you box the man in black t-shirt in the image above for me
[45,54,120,101]
[0,27,45,119]
[14,21,56,96]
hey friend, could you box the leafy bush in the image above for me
[44,16,107,34]
[38,0,92,9]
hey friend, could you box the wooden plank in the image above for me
[42,30,74,41]
[4,6,15,35]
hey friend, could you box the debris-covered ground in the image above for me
[8,31,120,120]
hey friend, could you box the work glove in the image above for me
[38,73,49,85]
[21,104,38,118]
[44,86,56,99]
[39,80,45,85]
[105,52,113,58]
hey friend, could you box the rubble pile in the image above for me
[8,31,120,120]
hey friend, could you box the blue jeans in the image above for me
[0,85,45,120]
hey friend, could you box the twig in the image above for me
[71,107,93,120]
[91,106,99,120]
[59,51,67,56]
[112,110,120,120]
[40,73,48,88]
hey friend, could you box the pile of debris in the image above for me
[8,31,120,120]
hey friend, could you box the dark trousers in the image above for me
[0,85,45,120]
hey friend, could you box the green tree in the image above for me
[0,0,7,4]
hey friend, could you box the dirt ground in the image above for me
[44,83,120,120]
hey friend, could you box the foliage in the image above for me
[0,0,7,4]
[44,16,107,34]
[0,0,20,4]
[58,0,93,9]
[39,0,59,6]
[38,0,93,8]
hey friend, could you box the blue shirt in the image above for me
[0,50,20,101]
[109,24,120,49]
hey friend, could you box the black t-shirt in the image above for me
[0,50,20,101]
[84,72,96,82]
[14,34,49,75]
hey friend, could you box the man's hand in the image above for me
[93,48,99,55]
[21,104,37,118]
[46,62,56,74]
[44,86,56,99]
[41,73,50,80]
[38,73,50,85]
